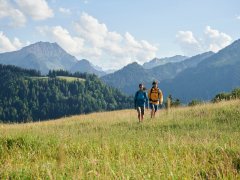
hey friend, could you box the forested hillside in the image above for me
[0,65,132,122]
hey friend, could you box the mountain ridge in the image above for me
[143,55,188,69]
[0,41,105,76]
[161,39,240,102]
[101,51,214,95]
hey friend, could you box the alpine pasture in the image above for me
[0,100,240,179]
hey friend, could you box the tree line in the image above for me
[0,65,132,123]
[165,87,240,108]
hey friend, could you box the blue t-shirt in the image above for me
[134,90,148,107]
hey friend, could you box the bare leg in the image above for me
[137,107,141,122]
[141,107,144,122]
[152,105,158,118]
[151,106,155,118]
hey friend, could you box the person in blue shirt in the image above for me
[134,83,149,122]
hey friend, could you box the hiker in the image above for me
[148,80,163,118]
[134,83,148,122]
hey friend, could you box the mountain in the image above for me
[161,39,240,103]
[143,55,188,69]
[70,59,106,77]
[105,69,117,74]
[0,42,106,76]
[101,62,155,95]
[151,51,214,81]
[102,52,214,95]
[0,42,78,74]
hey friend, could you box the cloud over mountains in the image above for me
[0,31,25,52]
[38,13,158,70]
[176,26,232,56]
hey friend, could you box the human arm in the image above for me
[159,89,163,104]
[145,92,149,109]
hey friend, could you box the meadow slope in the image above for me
[1,100,240,179]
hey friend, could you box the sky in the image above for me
[0,0,240,70]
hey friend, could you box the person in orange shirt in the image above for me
[148,80,163,118]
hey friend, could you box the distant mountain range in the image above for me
[149,51,214,81]
[102,39,240,102]
[0,42,106,76]
[101,51,214,95]
[161,39,240,102]
[1,40,240,103]
[143,55,188,69]
[0,41,194,78]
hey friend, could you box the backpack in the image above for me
[149,88,160,102]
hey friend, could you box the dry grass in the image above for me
[0,100,240,179]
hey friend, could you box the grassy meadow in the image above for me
[0,100,240,179]
[28,76,85,82]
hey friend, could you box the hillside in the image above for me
[161,39,240,102]
[1,100,240,178]
[150,51,214,81]
[70,59,106,77]
[101,62,154,95]
[0,64,132,122]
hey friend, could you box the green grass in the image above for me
[27,76,49,81]
[27,76,85,82]
[1,100,240,179]
[56,76,85,82]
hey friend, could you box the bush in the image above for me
[188,99,203,106]
[212,87,240,103]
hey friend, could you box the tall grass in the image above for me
[0,100,240,179]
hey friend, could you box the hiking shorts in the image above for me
[136,106,145,115]
[150,103,158,112]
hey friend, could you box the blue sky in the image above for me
[0,0,240,70]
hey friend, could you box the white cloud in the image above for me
[37,26,85,56]
[75,13,158,69]
[176,31,202,55]
[16,0,54,20]
[0,0,26,27]
[75,12,109,48]
[13,37,23,48]
[176,26,232,56]
[125,32,142,49]
[204,26,232,52]
[38,13,158,69]
[59,7,71,15]
[237,16,240,20]
[0,31,24,52]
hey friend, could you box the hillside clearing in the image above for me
[56,76,85,82]
[27,76,85,82]
[0,100,240,179]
